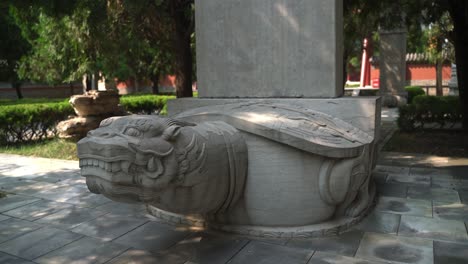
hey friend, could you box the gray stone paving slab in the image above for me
[0,214,10,222]
[387,174,431,187]
[355,232,433,264]
[353,212,401,235]
[375,196,432,217]
[433,201,468,221]
[434,240,468,264]
[3,200,73,221]
[0,195,40,213]
[432,178,468,189]
[308,251,389,264]
[34,236,129,264]
[70,213,148,241]
[166,232,249,264]
[29,171,81,184]
[114,221,190,252]
[94,201,147,216]
[0,226,82,260]
[107,249,186,264]
[459,189,468,203]
[35,206,107,229]
[375,165,410,175]
[0,218,43,243]
[59,177,87,186]
[32,185,89,203]
[399,215,468,242]
[62,192,112,208]
[229,241,313,264]
[407,186,461,203]
[410,167,445,176]
[287,230,363,257]
[1,181,63,196]
[0,251,36,264]
[376,183,408,198]
[372,172,388,185]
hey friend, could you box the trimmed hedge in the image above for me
[0,94,176,145]
[398,95,462,131]
[405,86,425,104]
[0,102,74,144]
[120,94,175,115]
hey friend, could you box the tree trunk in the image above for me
[13,82,23,99]
[172,1,193,98]
[151,72,161,94]
[435,59,443,96]
[92,72,99,91]
[448,0,468,130]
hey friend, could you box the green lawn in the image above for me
[0,138,78,160]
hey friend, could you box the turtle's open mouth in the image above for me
[85,175,157,204]
[79,154,165,180]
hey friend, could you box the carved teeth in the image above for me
[121,161,130,173]
[93,159,99,166]
[99,161,105,169]
[112,162,120,172]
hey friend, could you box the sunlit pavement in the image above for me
[1,148,468,264]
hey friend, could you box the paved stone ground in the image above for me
[1,151,468,264]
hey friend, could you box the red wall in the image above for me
[370,64,451,85]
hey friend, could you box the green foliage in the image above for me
[0,98,68,106]
[0,94,175,145]
[0,102,74,145]
[404,86,426,104]
[120,94,175,115]
[398,96,461,131]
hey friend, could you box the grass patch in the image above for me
[0,138,78,160]
[383,130,468,157]
[0,191,6,198]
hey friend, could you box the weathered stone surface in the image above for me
[0,227,82,260]
[375,197,432,217]
[168,97,381,141]
[70,90,122,117]
[78,102,376,236]
[57,90,125,139]
[35,237,129,264]
[399,215,468,242]
[196,0,343,98]
[78,115,248,215]
[57,116,102,139]
[434,240,468,264]
[355,233,434,264]
[229,241,313,264]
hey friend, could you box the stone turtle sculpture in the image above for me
[77,102,376,237]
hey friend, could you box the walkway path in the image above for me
[0,151,467,264]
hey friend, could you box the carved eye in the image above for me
[100,118,113,127]
[123,127,142,137]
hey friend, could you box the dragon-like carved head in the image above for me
[78,116,204,205]
[77,115,247,215]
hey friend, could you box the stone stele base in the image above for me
[77,98,380,238]
[169,98,379,237]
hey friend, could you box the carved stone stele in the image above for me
[77,102,376,237]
